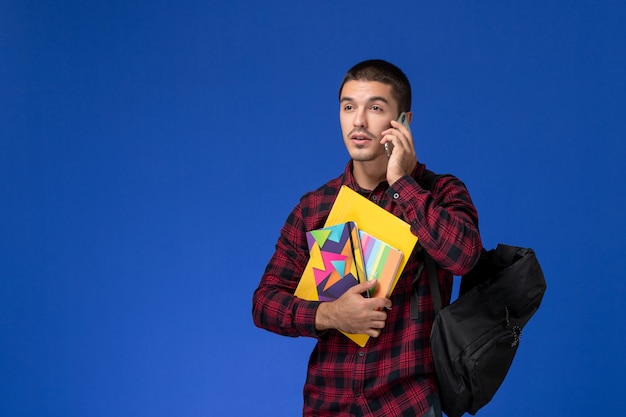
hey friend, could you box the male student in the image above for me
[252,59,482,417]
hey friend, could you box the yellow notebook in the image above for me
[295,185,418,347]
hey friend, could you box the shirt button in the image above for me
[393,192,400,199]
[358,351,365,357]
[371,195,378,201]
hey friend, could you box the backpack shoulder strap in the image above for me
[413,169,447,317]
[425,255,443,314]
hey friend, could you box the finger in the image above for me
[367,328,382,338]
[381,127,403,140]
[365,297,392,312]
[370,310,388,322]
[381,130,410,151]
[390,119,412,134]
[387,121,413,144]
[368,323,387,337]
[380,133,402,154]
[372,319,386,329]
[349,278,377,294]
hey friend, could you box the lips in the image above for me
[350,130,375,145]
[351,135,371,145]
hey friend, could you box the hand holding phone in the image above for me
[384,112,410,158]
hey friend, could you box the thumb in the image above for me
[350,278,377,294]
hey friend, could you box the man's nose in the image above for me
[353,109,367,127]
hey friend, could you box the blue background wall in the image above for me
[2,1,625,415]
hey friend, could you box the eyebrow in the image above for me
[340,96,390,104]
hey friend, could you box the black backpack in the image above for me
[421,172,547,417]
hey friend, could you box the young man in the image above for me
[252,59,482,417]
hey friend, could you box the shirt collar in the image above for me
[342,160,425,192]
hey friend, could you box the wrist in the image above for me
[387,173,401,186]
[315,302,335,331]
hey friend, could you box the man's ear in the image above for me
[405,112,413,124]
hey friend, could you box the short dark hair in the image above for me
[339,59,412,113]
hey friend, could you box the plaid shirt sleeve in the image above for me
[388,173,481,275]
[252,181,340,338]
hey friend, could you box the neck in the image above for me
[352,159,387,190]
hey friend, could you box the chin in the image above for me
[349,150,380,162]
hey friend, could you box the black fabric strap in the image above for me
[425,254,442,315]
[410,254,442,319]
[410,262,424,320]
[410,170,445,320]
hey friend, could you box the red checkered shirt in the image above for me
[253,161,482,416]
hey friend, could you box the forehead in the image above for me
[339,80,395,104]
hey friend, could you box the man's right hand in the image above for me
[314,279,392,338]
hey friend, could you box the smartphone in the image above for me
[385,112,410,157]
[397,112,409,129]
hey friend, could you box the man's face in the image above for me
[339,80,400,163]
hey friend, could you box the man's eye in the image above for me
[344,105,354,111]
[371,105,382,111]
